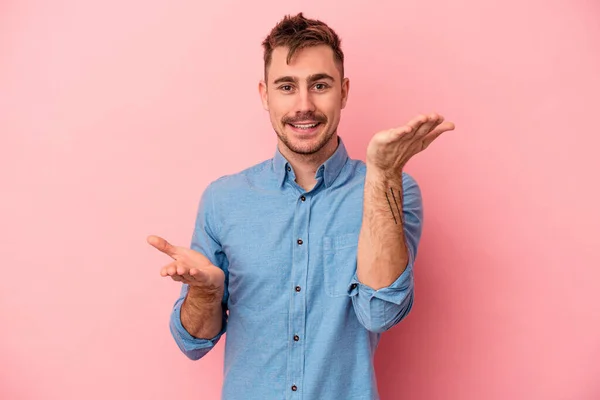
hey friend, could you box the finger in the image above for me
[390,125,414,141]
[162,262,193,283]
[439,121,455,132]
[403,114,429,139]
[414,113,444,139]
[189,268,210,284]
[160,261,178,277]
[173,263,199,283]
[391,112,434,140]
[179,270,196,282]
[427,121,455,140]
[422,121,455,148]
[147,235,178,259]
[162,261,190,277]
[176,264,190,276]
[171,268,209,286]
[160,266,169,277]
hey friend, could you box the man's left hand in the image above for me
[366,113,455,173]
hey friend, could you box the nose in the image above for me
[295,88,316,114]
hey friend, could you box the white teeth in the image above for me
[292,123,318,129]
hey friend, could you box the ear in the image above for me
[340,77,350,110]
[258,80,269,111]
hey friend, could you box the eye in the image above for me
[314,83,329,91]
[279,85,294,92]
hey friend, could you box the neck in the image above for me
[279,135,339,192]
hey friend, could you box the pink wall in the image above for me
[2,1,599,399]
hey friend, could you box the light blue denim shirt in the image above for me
[169,137,423,400]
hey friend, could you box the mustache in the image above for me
[283,112,327,124]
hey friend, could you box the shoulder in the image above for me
[206,158,273,194]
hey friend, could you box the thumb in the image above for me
[147,235,178,258]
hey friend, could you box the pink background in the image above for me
[2,0,599,399]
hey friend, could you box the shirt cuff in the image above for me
[170,298,227,353]
[347,259,414,305]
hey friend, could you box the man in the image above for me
[148,12,454,400]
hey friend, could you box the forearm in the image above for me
[180,286,223,339]
[357,166,409,290]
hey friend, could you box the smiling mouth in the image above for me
[287,122,322,130]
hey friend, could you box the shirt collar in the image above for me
[273,136,349,189]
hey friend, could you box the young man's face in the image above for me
[259,45,349,156]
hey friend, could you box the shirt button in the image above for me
[297,239,303,245]
[293,335,300,341]
[300,195,306,201]
[295,286,301,292]
[351,283,358,290]
[291,385,298,391]
[286,166,291,171]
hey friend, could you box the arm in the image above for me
[168,182,230,360]
[349,171,422,333]
[357,168,410,290]
[350,112,453,333]
[180,285,223,339]
[170,284,228,361]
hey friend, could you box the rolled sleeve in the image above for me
[348,254,415,334]
[169,290,227,360]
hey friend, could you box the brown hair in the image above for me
[262,13,344,79]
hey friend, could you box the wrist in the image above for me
[186,285,223,306]
[365,163,403,183]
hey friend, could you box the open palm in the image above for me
[147,235,225,298]
[366,113,455,171]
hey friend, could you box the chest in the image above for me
[219,182,365,310]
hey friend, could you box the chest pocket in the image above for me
[323,233,360,297]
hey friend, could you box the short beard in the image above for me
[278,111,332,155]
[276,126,336,155]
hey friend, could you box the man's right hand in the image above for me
[147,235,225,303]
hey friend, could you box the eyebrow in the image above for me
[272,73,336,85]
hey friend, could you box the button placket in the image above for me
[287,187,310,396]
